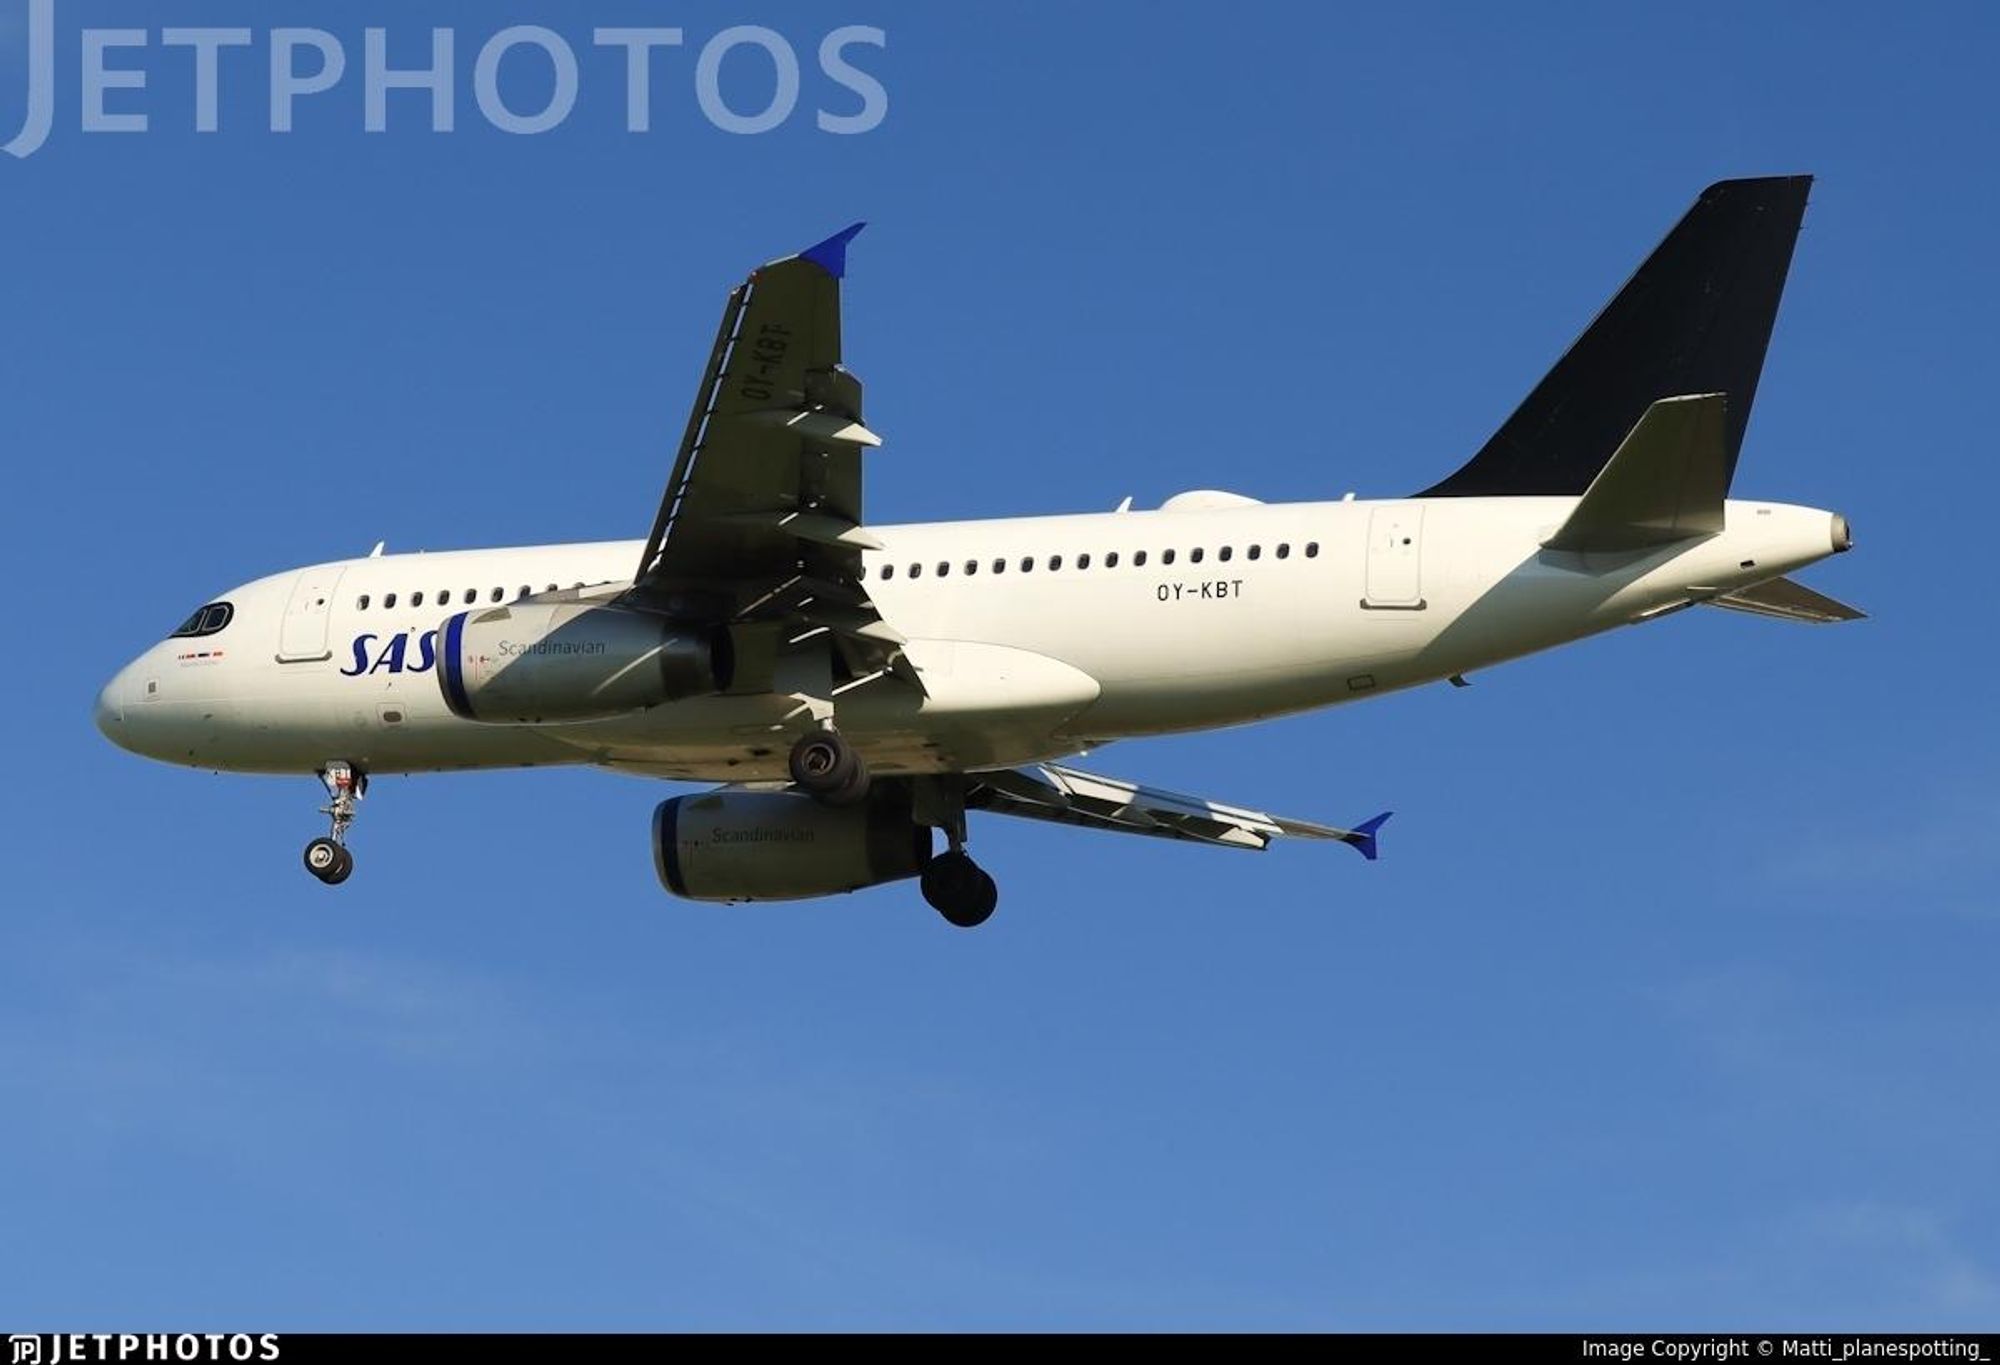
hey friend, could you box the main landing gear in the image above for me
[789,728,871,806]
[922,850,998,929]
[915,779,997,929]
[303,762,365,886]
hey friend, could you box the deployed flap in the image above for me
[969,764,1390,859]
[1543,394,1728,552]
[1705,575,1866,624]
[1420,176,1812,498]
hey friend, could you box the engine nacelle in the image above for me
[654,791,933,903]
[438,602,726,723]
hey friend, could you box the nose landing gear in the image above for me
[304,762,365,885]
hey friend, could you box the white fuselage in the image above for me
[95,493,1847,781]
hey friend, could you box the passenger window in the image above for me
[490,587,504,602]
[1218,546,1233,562]
[411,591,425,608]
[1306,542,1320,558]
[464,589,478,604]
[1134,550,1148,567]
[546,584,558,594]
[993,558,1007,574]
[1077,553,1092,570]
[357,595,371,611]
[1190,547,1205,564]
[965,560,978,576]
[384,593,398,609]
[519,586,531,599]
[1162,549,1176,565]
[938,562,951,577]
[910,564,923,579]
[1277,544,1291,559]
[1106,552,1120,568]
[1021,557,1034,573]
[1248,545,1262,561]
[1048,555,1062,571]
[882,564,895,580]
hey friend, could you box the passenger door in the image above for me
[278,567,347,662]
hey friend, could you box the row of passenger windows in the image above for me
[867,541,1319,581]
[355,583,587,612]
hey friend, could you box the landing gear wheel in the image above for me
[304,762,366,886]
[922,850,999,929]
[304,837,351,885]
[789,730,870,806]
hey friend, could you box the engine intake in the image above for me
[654,791,932,903]
[438,602,726,723]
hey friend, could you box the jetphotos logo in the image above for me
[2,0,887,158]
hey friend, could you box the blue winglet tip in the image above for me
[800,222,867,280]
[1349,811,1393,862]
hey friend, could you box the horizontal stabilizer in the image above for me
[1544,394,1727,553]
[1704,576,1866,624]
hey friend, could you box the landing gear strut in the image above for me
[915,779,998,929]
[304,762,365,885]
[789,728,870,806]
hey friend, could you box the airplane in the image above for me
[94,175,1860,928]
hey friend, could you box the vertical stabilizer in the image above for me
[1420,176,1812,498]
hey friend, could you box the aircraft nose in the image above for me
[94,667,131,746]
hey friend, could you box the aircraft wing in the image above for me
[968,763,1391,859]
[630,225,910,683]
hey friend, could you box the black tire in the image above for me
[303,837,343,883]
[324,845,354,886]
[820,753,873,807]
[922,851,998,929]
[789,731,867,802]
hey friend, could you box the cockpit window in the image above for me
[169,602,234,639]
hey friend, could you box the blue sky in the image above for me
[2,0,1996,1330]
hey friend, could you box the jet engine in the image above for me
[438,602,727,723]
[653,791,933,902]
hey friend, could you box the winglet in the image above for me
[799,222,867,280]
[1345,812,1393,862]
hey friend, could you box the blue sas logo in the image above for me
[341,631,439,678]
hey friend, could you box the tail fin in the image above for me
[1419,176,1812,499]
